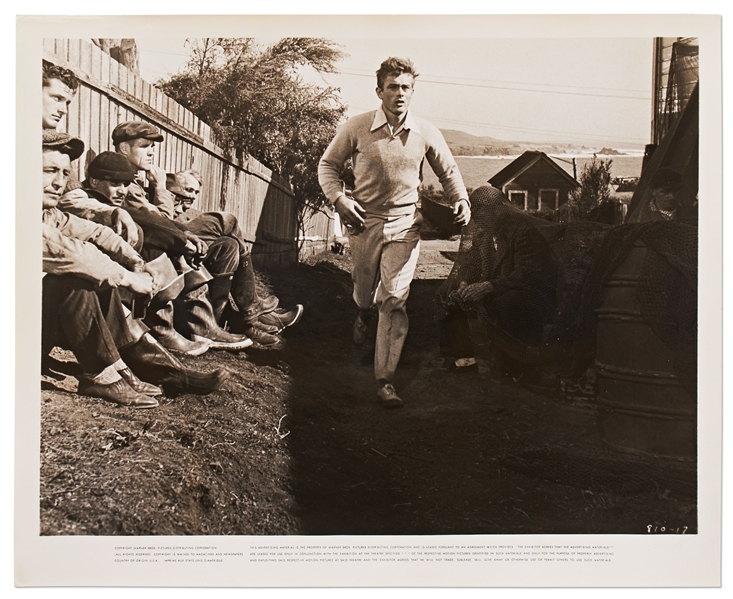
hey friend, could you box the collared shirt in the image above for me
[370,107,420,139]
[318,108,468,218]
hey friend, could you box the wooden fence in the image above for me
[44,38,334,266]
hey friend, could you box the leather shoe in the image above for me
[77,378,159,409]
[257,305,304,334]
[241,325,285,350]
[377,383,403,409]
[119,367,163,397]
[250,319,280,334]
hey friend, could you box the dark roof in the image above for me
[488,151,579,188]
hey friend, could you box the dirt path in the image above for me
[40,239,697,536]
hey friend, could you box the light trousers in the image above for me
[349,211,422,382]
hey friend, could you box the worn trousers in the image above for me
[184,212,257,309]
[42,275,142,376]
[349,211,422,382]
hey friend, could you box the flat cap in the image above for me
[649,167,684,191]
[112,121,164,145]
[42,131,85,161]
[88,151,137,182]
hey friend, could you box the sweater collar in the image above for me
[371,107,420,134]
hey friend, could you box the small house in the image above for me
[488,151,579,219]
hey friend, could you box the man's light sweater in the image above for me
[318,109,468,217]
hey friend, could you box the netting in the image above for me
[435,185,697,395]
[436,186,610,373]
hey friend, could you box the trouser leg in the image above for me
[42,275,122,376]
[348,218,385,311]
[350,212,421,383]
[202,236,240,276]
[374,233,420,382]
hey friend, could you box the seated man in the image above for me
[42,131,229,407]
[168,169,304,342]
[84,149,252,353]
[437,186,558,379]
[42,59,139,248]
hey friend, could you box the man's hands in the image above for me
[121,270,156,296]
[111,208,139,247]
[454,280,493,305]
[334,195,366,235]
[183,231,208,267]
[146,165,168,190]
[453,199,471,227]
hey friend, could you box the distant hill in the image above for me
[439,128,644,157]
[440,129,503,146]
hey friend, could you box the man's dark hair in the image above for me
[376,57,419,90]
[42,59,80,92]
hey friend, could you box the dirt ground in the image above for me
[39,233,697,537]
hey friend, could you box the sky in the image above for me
[137,35,652,150]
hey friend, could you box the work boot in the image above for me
[257,305,304,334]
[143,301,210,356]
[77,377,159,409]
[174,285,253,351]
[121,334,230,395]
[231,256,279,322]
[208,273,235,323]
[118,367,163,397]
[240,295,279,323]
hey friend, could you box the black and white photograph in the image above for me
[14,12,722,588]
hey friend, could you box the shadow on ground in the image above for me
[270,250,697,536]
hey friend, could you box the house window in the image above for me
[508,190,528,210]
[539,188,560,211]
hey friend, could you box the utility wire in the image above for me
[342,66,651,94]
[339,70,649,101]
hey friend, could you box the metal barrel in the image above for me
[595,239,696,459]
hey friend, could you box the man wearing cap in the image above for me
[111,121,209,264]
[83,152,253,353]
[84,152,193,260]
[42,132,231,407]
[168,169,304,344]
[646,167,698,223]
[112,121,177,219]
[42,60,140,247]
